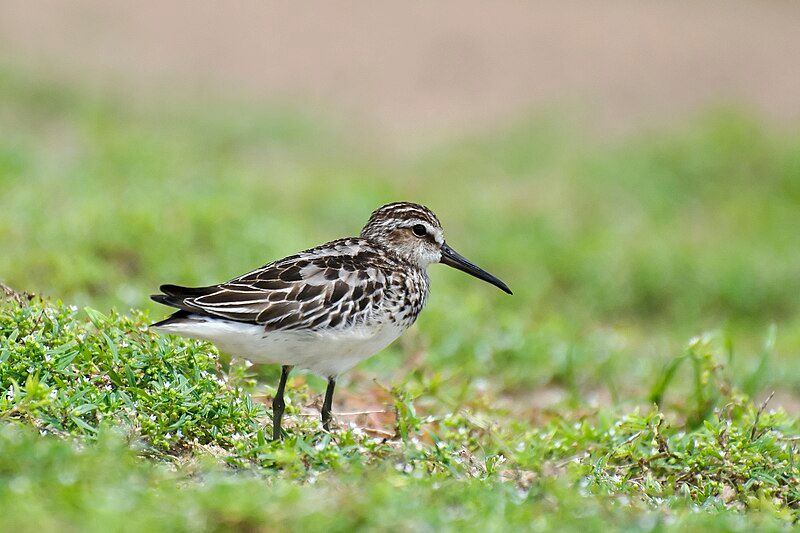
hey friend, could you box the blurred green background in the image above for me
[3,3,800,406]
[1,66,799,404]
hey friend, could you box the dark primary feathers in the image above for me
[150,237,429,332]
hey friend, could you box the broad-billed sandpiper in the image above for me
[151,202,511,438]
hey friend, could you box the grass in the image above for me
[1,66,800,530]
[2,295,798,531]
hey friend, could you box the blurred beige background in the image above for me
[2,1,799,149]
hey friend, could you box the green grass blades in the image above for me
[1,296,799,529]
[0,425,793,532]
[0,295,262,453]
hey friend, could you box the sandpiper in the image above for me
[151,202,511,438]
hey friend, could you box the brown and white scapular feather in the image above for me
[151,202,511,378]
[152,237,428,333]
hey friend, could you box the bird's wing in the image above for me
[151,239,390,332]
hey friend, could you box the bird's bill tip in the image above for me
[440,243,512,295]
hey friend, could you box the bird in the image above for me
[150,202,511,439]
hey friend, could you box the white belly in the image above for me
[152,315,406,377]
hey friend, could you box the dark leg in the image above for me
[272,365,292,440]
[321,377,336,431]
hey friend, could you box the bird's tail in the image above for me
[150,284,216,329]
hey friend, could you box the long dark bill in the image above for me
[440,243,512,295]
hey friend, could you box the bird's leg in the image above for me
[272,365,293,440]
[321,377,336,431]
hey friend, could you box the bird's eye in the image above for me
[411,224,427,237]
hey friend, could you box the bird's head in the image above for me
[360,202,512,294]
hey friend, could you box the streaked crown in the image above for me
[360,202,444,267]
